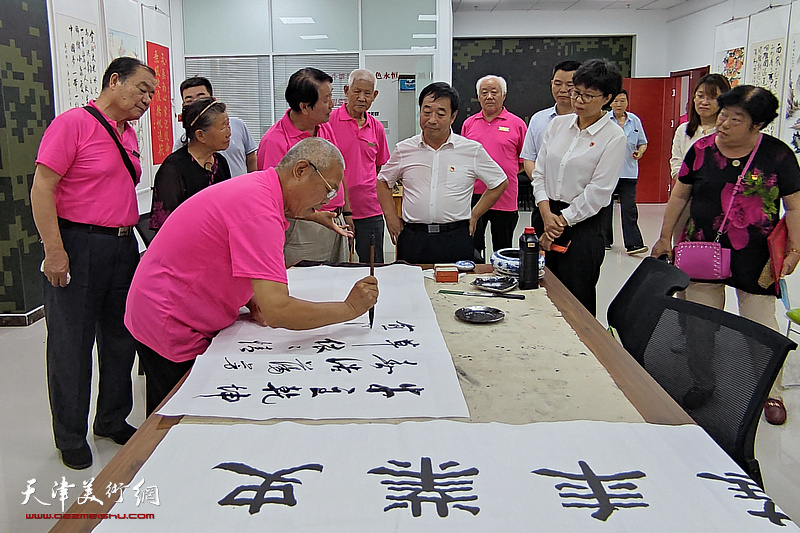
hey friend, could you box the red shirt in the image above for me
[35,100,141,226]
[328,104,390,219]
[460,107,527,212]
[256,110,343,210]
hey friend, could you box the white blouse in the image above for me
[669,121,717,180]
[531,113,626,225]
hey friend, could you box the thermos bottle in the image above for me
[519,227,539,290]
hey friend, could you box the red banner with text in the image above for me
[146,41,173,165]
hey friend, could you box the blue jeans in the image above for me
[43,227,139,450]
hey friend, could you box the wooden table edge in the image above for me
[52,263,692,531]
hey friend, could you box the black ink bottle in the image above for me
[519,227,539,290]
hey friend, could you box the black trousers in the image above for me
[43,227,139,451]
[354,215,385,264]
[471,194,519,261]
[532,201,606,316]
[396,222,473,264]
[601,179,644,249]
[136,341,194,416]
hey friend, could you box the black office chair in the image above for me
[607,257,690,350]
[135,213,156,250]
[623,295,796,486]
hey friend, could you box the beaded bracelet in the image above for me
[788,248,800,255]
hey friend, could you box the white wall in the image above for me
[453,9,670,78]
[664,0,777,73]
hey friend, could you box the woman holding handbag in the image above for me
[652,85,800,423]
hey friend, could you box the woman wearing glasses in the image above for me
[667,74,731,245]
[531,59,626,315]
[150,97,232,230]
[652,86,800,422]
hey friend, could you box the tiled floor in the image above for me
[1,203,798,531]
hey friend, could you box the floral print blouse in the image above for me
[678,133,800,295]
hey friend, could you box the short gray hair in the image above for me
[277,137,345,172]
[348,69,376,88]
[475,75,507,96]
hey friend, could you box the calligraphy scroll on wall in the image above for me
[92,421,797,532]
[745,5,791,136]
[54,14,100,111]
[145,41,173,165]
[158,264,469,420]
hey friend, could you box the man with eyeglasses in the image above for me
[126,137,378,415]
[377,82,507,264]
[257,67,350,265]
[521,60,581,179]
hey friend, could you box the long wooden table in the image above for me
[52,266,692,532]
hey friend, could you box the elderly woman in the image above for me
[150,97,232,229]
[652,85,800,422]
[531,59,627,315]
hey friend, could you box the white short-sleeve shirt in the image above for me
[378,132,507,224]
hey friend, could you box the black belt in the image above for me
[548,199,570,214]
[403,220,469,234]
[58,217,133,237]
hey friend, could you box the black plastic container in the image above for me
[519,227,539,290]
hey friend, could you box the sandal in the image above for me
[764,397,787,425]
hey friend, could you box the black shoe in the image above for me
[94,423,137,445]
[681,387,714,409]
[626,245,649,255]
[60,443,92,470]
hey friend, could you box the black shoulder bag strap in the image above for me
[83,105,137,183]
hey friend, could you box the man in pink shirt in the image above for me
[31,57,157,470]
[461,75,527,261]
[329,69,390,262]
[125,137,378,415]
[257,67,349,265]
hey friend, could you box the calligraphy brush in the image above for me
[369,234,375,329]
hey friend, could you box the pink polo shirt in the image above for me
[35,100,141,227]
[328,104,390,219]
[256,110,343,211]
[460,107,527,212]
[125,168,289,363]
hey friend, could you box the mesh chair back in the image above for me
[607,257,689,349]
[135,213,156,249]
[632,295,795,485]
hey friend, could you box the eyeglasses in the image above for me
[568,89,605,103]
[308,161,338,200]
[694,93,717,102]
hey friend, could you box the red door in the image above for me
[622,77,674,203]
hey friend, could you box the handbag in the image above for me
[673,134,762,281]
[758,216,788,294]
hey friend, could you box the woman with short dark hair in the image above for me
[652,85,800,423]
[150,97,232,229]
[531,59,627,315]
[669,74,731,244]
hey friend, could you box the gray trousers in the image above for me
[43,227,139,451]
[284,216,349,266]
